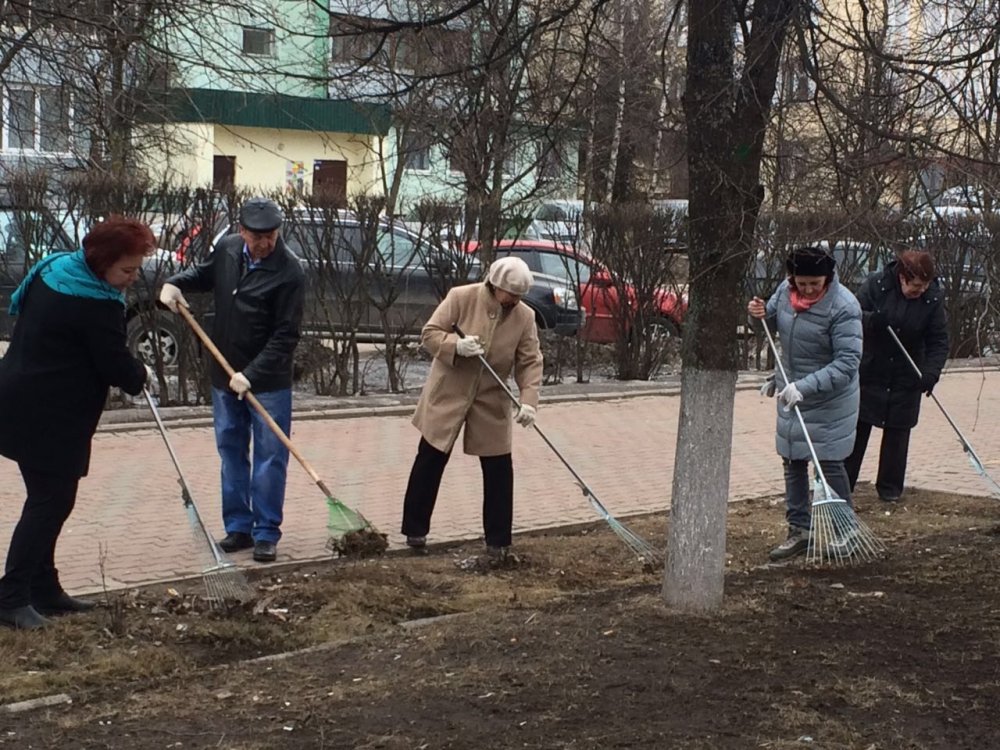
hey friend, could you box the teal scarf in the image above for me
[8,250,125,316]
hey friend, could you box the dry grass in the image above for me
[0,484,997,749]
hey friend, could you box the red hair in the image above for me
[83,216,156,277]
[898,250,935,282]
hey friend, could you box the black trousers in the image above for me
[844,421,911,500]
[401,438,514,548]
[0,464,79,608]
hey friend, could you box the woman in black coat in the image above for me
[844,250,949,502]
[0,217,156,630]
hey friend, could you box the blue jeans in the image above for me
[211,387,292,544]
[782,458,852,531]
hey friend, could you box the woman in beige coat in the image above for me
[402,257,544,561]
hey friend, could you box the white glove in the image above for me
[456,335,485,358]
[229,372,251,400]
[778,382,803,411]
[760,375,776,398]
[159,283,188,313]
[143,364,160,396]
[515,404,537,428]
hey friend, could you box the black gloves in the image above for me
[920,371,938,396]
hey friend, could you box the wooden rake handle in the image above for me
[176,305,334,499]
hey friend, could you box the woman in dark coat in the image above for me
[0,217,155,630]
[844,250,949,502]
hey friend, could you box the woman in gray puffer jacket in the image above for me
[748,247,863,562]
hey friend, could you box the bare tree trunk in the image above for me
[381,132,408,217]
[663,0,795,612]
[604,0,627,201]
[650,83,669,195]
[664,368,737,606]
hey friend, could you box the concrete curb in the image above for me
[98,385,685,433]
[96,361,1000,435]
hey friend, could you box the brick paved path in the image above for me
[1,370,997,594]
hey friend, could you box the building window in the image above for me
[502,147,517,177]
[448,148,463,174]
[401,129,431,171]
[2,86,72,154]
[242,27,275,57]
[781,55,813,103]
[330,18,380,64]
[538,143,563,182]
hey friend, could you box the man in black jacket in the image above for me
[159,198,305,562]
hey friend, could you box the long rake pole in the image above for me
[452,324,660,564]
[760,317,885,564]
[175,305,379,543]
[760,319,836,502]
[886,326,1000,496]
[176,306,335,498]
[142,388,253,603]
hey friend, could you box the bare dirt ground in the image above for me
[0,484,998,749]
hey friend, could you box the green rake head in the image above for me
[327,496,370,536]
[326,497,388,558]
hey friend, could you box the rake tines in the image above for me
[758,318,885,568]
[585,494,663,569]
[326,497,388,558]
[183,504,255,607]
[806,482,885,567]
[203,562,254,606]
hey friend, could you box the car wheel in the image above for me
[649,316,681,341]
[642,316,682,367]
[126,310,182,368]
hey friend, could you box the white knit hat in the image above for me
[487,256,533,295]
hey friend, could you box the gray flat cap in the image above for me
[239,197,283,232]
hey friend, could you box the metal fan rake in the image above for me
[143,388,255,606]
[888,326,1000,498]
[452,323,661,569]
[760,319,885,566]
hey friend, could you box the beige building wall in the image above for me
[213,127,380,193]
[138,123,384,195]
[135,122,216,187]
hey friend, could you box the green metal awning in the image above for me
[151,88,390,136]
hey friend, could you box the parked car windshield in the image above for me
[284,221,424,270]
[537,250,592,284]
[0,209,72,266]
[283,223,356,263]
[377,229,421,268]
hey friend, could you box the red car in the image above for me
[488,240,687,344]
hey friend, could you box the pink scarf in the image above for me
[789,287,827,312]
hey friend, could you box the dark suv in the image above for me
[271,212,584,338]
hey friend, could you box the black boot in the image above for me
[0,605,50,630]
[218,532,254,552]
[33,591,97,616]
[253,540,277,563]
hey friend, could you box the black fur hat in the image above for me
[786,246,835,279]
